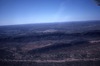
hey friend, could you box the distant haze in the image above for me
[0,0,100,25]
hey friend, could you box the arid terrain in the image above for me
[0,21,100,66]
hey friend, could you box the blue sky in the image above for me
[0,0,100,25]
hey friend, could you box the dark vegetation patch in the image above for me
[0,61,100,66]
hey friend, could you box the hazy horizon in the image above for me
[0,20,100,27]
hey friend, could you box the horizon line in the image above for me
[0,20,100,27]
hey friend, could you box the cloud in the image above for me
[53,2,66,22]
